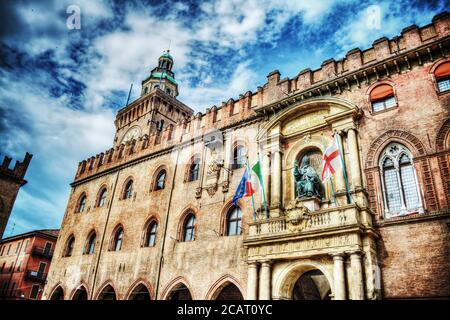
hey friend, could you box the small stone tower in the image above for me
[0,152,32,239]
[141,50,178,98]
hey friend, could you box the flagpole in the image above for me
[247,159,257,221]
[334,133,352,204]
[257,152,269,219]
[329,177,337,206]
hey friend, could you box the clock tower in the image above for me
[113,51,193,147]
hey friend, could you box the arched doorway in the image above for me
[214,283,243,300]
[97,285,116,300]
[292,269,331,300]
[167,283,192,300]
[128,283,151,300]
[72,286,88,300]
[50,286,64,300]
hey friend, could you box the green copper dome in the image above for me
[160,52,173,60]
[149,71,177,84]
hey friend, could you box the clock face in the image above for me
[122,126,141,143]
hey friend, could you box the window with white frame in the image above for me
[434,61,450,93]
[379,143,423,218]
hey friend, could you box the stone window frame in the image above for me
[231,141,247,170]
[121,176,135,200]
[150,165,168,192]
[185,155,201,183]
[178,210,197,242]
[75,193,87,214]
[83,229,97,255]
[109,225,124,252]
[219,201,244,237]
[429,58,450,95]
[141,216,159,247]
[366,80,398,115]
[95,185,108,208]
[378,142,424,219]
[63,234,75,258]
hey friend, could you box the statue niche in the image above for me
[294,153,324,200]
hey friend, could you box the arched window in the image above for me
[155,170,166,190]
[188,158,200,182]
[182,214,196,242]
[434,61,450,93]
[97,188,107,207]
[232,145,246,169]
[123,180,133,199]
[112,227,124,251]
[144,221,158,247]
[77,194,87,213]
[85,232,96,255]
[370,84,396,112]
[64,236,75,257]
[226,206,242,236]
[379,143,422,218]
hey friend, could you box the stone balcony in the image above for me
[244,202,377,262]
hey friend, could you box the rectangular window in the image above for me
[38,262,46,275]
[437,78,450,93]
[24,240,29,253]
[29,284,40,300]
[372,96,396,112]
[44,242,52,255]
[7,244,11,255]
[16,242,21,253]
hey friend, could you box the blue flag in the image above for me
[232,168,254,206]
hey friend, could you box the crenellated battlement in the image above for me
[75,11,449,182]
[0,152,33,184]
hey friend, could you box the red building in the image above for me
[0,229,58,300]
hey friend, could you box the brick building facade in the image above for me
[0,229,58,300]
[0,153,32,239]
[43,12,449,300]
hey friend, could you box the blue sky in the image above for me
[0,0,447,237]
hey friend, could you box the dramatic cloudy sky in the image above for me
[0,0,447,237]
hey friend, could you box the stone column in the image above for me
[334,132,346,193]
[259,261,272,300]
[271,151,281,208]
[247,262,259,300]
[349,251,365,300]
[347,128,362,189]
[332,253,346,300]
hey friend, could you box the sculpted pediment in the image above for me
[257,97,360,141]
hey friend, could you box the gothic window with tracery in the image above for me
[379,143,422,218]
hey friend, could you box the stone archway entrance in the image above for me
[292,269,331,300]
[214,283,244,300]
[167,283,192,300]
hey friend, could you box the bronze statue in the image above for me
[294,156,324,199]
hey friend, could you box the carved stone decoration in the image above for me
[206,183,218,197]
[195,187,202,199]
[285,205,310,232]
[222,180,229,193]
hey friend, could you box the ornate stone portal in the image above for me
[244,98,379,300]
